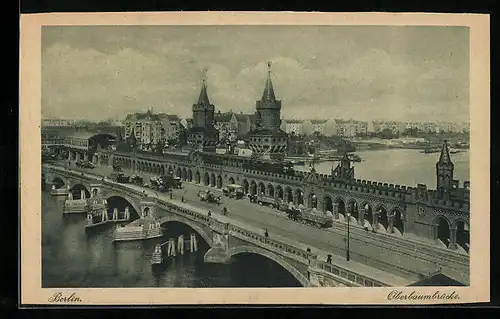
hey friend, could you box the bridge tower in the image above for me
[331,152,355,180]
[187,68,219,153]
[436,140,454,198]
[248,62,288,162]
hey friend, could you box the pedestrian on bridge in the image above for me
[264,229,269,238]
[327,254,332,264]
[208,210,212,218]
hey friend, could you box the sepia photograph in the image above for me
[20,12,489,305]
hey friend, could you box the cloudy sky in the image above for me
[42,26,469,122]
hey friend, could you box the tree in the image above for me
[378,128,395,139]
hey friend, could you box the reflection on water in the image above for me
[42,191,301,288]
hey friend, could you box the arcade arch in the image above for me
[435,216,451,247]
[227,246,309,287]
[267,184,275,197]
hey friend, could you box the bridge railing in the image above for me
[149,192,317,265]
[227,223,317,265]
[314,260,387,287]
[154,199,210,225]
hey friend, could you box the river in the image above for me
[295,148,469,189]
[42,148,469,288]
[42,191,302,288]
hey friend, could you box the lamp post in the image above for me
[168,169,173,199]
[388,211,396,234]
[346,210,351,262]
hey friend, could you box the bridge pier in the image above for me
[177,235,185,255]
[204,233,230,264]
[190,233,198,252]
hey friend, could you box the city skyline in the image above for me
[42,26,469,123]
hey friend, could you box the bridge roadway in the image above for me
[46,161,461,286]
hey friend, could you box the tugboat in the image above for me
[151,244,163,265]
[421,148,440,154]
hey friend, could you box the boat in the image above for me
[349,154,362,162]
[421,148,440,154]
[150,245,163,265]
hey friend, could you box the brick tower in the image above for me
[436,140,454,198]
[248,62,288,161]
[187,68,219,152]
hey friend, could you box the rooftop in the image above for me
[408,273,465,286]
[310,119,328,125]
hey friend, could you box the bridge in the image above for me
[43,163,470,287]
[97,148,470,253]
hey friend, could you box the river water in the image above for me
[296,148,470,189]
[42,149,469,288]
[42,192,302,288]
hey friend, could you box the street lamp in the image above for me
[346,210,351,262]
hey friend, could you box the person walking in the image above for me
[264,228,269,237]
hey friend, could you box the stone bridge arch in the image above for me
[99,189,142,216]
[227,245,310,287]
[44,171,68,187]
[104,195,142,219]
[51,177,66,189]
[69,183,91,199]
[158,215,214,247]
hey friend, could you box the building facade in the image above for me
[124,110,166,148]
[215,111,237,142]
[336,120,369,137]
[281,119,305,135]
[158,114,182,142]
[371,121,407,135]
[310,119,328,135]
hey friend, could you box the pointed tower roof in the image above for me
[261,62,276,102]
[197,68,211,106]
[438,140,452,164]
